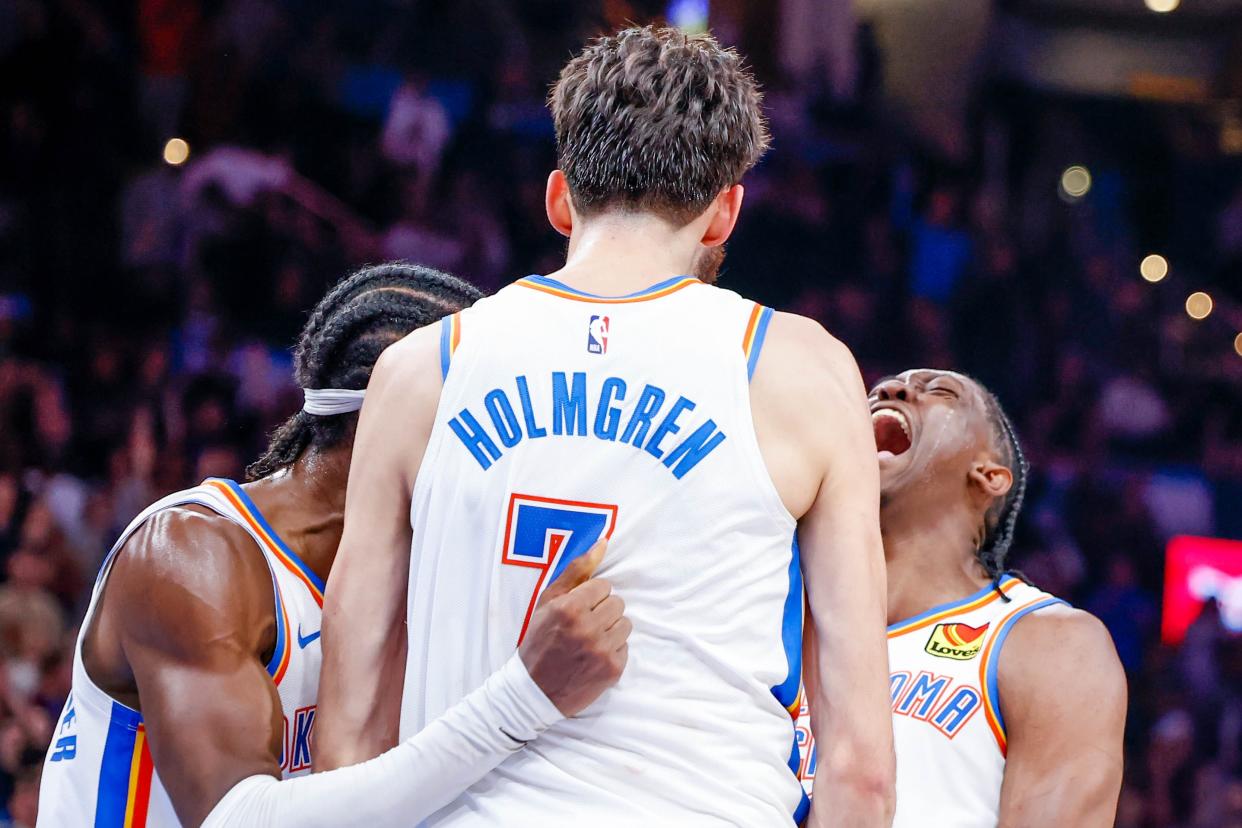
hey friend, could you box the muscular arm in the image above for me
[99,503,626,827]
[94,508,287,827]
[753,315,895,827]
[315,327,441,768]
[997,606,1127,827]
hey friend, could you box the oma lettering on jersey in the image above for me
[448,371,727,479]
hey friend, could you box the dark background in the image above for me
[1,1,1241,825]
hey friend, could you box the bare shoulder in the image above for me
[749,312,873,517]
[105,506,275,656]
[369,322,443,403]
[764,312,856,369]
[999,604,1127,714]
[755,312,865,404]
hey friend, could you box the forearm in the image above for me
[315,550,409,769]
[998,767,1123,828]
[807,699,896,827]
[206,654,560,827]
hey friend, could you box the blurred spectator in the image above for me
[0,3,1239,823]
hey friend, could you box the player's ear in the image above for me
[700,185,744,248]
[546,170,574,238]
[968,460,1012,501]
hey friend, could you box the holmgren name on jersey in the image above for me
[446,370,727,478]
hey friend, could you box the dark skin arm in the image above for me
[82,506,284,828]
[996,605,1127,827]
[83,505,629,827]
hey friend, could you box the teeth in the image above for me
[871,408,911,438]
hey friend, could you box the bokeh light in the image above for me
[1145,0,1179,12]
[163,138,190,166]
[1060,166,1092,200]
[1235,333,1242,357]
[1185,292,1213,320]
[1140,254,1168,283]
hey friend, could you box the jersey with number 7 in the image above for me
[402,276,806,824]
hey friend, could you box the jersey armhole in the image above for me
[264,572,291,684]
[742,304,774,382]
[979,596,1069,755]
[439,312,462,380]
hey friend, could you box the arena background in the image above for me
[1,1,1241,825]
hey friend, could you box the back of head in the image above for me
[247,262,482,480]
[550,25,769,226]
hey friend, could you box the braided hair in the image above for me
[246,263,482,480]
[972,381,1030,597]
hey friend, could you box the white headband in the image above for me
[303,388,366,416]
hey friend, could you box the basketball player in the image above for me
[795,369,1126,826]
[38,264,633,827]
[317,26,895,827]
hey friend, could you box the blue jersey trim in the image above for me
[94,702,142,827]
[521,273,696,299]
[746,306,774,381]
[439,315,452,380]
[219,479,327,595]
[887,574,1020,633]
[771,535,803,712]
[265,572,288,678]
[984,596,1067,737]
[788,737,811,825]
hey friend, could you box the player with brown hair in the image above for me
[318,26,894,827]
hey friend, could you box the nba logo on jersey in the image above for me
[925,622,988,660]
[587,315,609,354]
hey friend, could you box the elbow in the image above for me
[819,743,896,822]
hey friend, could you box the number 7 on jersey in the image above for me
[501,493,618,645]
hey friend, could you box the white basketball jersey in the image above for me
[38,478,325,828]
[403,275,808,826]
[796,575,1065,827]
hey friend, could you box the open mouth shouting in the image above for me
[872,407,912,459]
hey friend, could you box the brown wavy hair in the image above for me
[549,25,769,226]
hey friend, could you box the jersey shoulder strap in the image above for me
[976,578,1068,755]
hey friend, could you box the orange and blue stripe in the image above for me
[206,479,325,606]
[439,312,462,379]
[95,704,153,827]
[516,274,700,303]
[978,594,1066,755]
[742,303,773,381]
[266,573,292,684]
[205,479,321,685]
[771,535,804,719]
[772,535,809,824]
[886,575,1021,639]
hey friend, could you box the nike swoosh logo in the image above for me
[297,625,321,649]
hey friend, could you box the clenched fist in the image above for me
[518,540,632,717]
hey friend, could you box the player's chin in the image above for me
[877,449,910,489]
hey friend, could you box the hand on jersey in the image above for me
[518,540,631,716]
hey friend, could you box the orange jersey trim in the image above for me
[516,276,699,304]
[123,726,154,827]
[976,594,1057,756]
[886,577,1021,639]
[206,480,325,607]
[742,303,764,356]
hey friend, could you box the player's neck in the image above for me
[882,501,991,626]
[244,448,348,584]
[547,212,703,293]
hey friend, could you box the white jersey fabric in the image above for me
[403,275,807,826]
[796,575,1065,827]
[38,478,325,828]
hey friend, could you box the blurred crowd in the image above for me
[1,2,1240,826]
